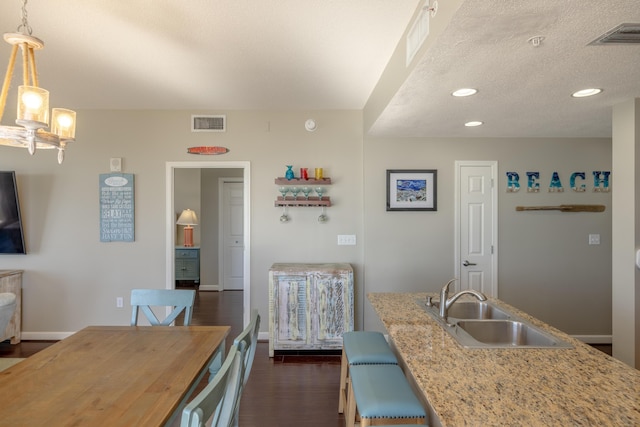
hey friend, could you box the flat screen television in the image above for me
[0,171,26,254]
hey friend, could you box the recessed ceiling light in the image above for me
[465,121,483,127]
[571,88,602,98]
[452,88,478,97]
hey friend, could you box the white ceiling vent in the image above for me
[406,5,430,66]
[590,23,640,45]
[191,115,226,132]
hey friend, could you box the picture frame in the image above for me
[386,169,437,211]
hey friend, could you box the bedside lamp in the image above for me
[176,209,198,247]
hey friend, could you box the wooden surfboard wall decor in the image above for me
[515,204,606,213]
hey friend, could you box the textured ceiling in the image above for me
[1,0,639,138]
[371,0,640,138]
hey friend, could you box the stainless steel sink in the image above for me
[416,298,573,349]
[454,320,573,348]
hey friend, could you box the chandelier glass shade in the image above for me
[0,0,77,164]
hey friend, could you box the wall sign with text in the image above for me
[505,171,611,193]
[99,173,135,242]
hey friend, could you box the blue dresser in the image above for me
[175,247,200,283]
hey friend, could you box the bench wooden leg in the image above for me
[346,376,357,427]
[339,348,348,413]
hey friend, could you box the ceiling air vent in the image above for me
[590,23,640,45]
[191,115,226,132]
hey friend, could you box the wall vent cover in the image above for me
[191,115,226,132]
[590,23,640,45]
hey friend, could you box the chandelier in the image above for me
[0,0,77,164]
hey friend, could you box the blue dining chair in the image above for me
[130,289,196,326]
[181,341,246,427]
[228,309,260,426]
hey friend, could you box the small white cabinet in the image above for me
[268,263,353,356]
[0,270,22,344]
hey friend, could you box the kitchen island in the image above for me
[368,292,640,426]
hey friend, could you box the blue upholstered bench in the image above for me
[339,331,398,414]
[346,364,427,427]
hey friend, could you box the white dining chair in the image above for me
[130,288,196,326]
[181,341,246,427]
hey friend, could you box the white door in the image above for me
[221,180,244,290]
[455,161,498,297]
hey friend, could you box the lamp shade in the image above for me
[17,85,49,126]
[51,108,77,139]
[176,209,198,226]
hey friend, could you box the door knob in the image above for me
[463,260,477,266]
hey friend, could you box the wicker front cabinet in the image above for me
[268,263,353,357]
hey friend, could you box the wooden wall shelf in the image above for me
[274,178,331,185]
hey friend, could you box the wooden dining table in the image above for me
[0,325,230,426]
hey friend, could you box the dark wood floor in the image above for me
[0,287,612,427]
[0,288,345,427]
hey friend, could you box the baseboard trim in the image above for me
[571,334,612,344]
[198,285,220,291]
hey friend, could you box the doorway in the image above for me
[454,160,498,297]
[166,161,251,327]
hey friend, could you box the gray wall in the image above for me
[0,109,364,335]
[362,137,612,336]
[0,109,611,339]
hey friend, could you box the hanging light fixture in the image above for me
[0,0,77,164]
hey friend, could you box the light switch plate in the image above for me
[588,234,600,245]
[337,235,356,245]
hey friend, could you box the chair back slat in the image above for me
[181,342,246,427]
[227,309,260,426]
[233,309,261,387]
[130,289,196,326]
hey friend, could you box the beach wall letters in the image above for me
[506,171,610,193]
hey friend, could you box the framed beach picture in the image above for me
[386,169,437,211]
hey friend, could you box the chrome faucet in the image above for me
[439,278,487,321]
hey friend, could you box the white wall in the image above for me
[611,98,639,367]
[363,137,612,336]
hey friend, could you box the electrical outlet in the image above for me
[588,234,600,245]
[337,235,356,245]
[116,297,124,308]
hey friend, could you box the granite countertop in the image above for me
[368,292,640,426]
